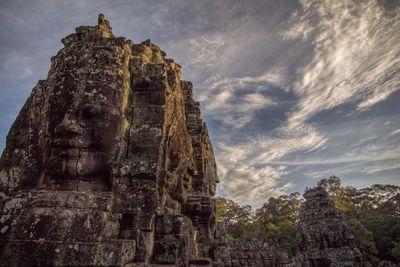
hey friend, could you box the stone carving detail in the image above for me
[296,186,363,267]
[227,239,290,267]
[0,14,220,266]
[98,13,114,38]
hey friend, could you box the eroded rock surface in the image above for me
[0,14,220,266]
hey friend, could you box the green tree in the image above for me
[391,241,400,263]
[360,214,400,262]
[263,220,298,256]
[255,192,302,224]
[215,197,255,240]
[318,176,358,216]
[254,192,302,255]
[347,218,379,265]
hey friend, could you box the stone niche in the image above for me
[0,14,220,267]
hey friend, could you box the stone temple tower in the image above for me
[297,186,362,267]
[0,14,220,266]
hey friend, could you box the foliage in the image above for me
[215,197,256,240]
[263,220,298,256]
[392,241,400,263]
[347,218,379,265]
[254,192,302,256]
[360,214,400,262]
[216,193,301,255]
[255,192,302,224]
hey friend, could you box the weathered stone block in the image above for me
[0,239,135,267]
[153,234,180,264]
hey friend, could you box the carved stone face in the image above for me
[40,77,124,191]
[208,171,220,196]
[205,155,219,196]
[171,170,192,204]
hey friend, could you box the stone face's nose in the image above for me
[55,114,83,135]
[215,174,220,184]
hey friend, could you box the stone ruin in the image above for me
[210,186,366,267]
[296,186,363,267]
[0,14,220,266]
[225,239,291,267]
[210,186,365,267]
[0,14,376,267]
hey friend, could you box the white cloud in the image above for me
[4,52,34,78]
[289,0,400,124]
[281,10,313,41]
[216,0,400,204]
[187,33,226,66]
[199,74,278,128]
[390,129,400,136]
[167,33,227,70]
[215,123,328,205]
[304,169,335,180]
[254,124,327,163]
[267,145,400,166]
[217,162,291,206]
[364,162,400,174]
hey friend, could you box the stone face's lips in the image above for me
[52,147,80,158]
[52,138,81,149]
[51,138,111,156]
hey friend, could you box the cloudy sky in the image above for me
[0,0,399,206]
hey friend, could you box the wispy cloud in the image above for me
[217,162,292,206]
[211,0,400,205]
[389,129,400,136]
[4,52,34,78]
[198,74,279,128]
[364,161,400,174]
[289,0,400,124]
[215,123,327,205]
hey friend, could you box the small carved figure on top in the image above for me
[98,13,114,38]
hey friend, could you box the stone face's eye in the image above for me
[81,104,101,119]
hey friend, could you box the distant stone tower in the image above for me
[297,186,362,267]
[0,14,219,266]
